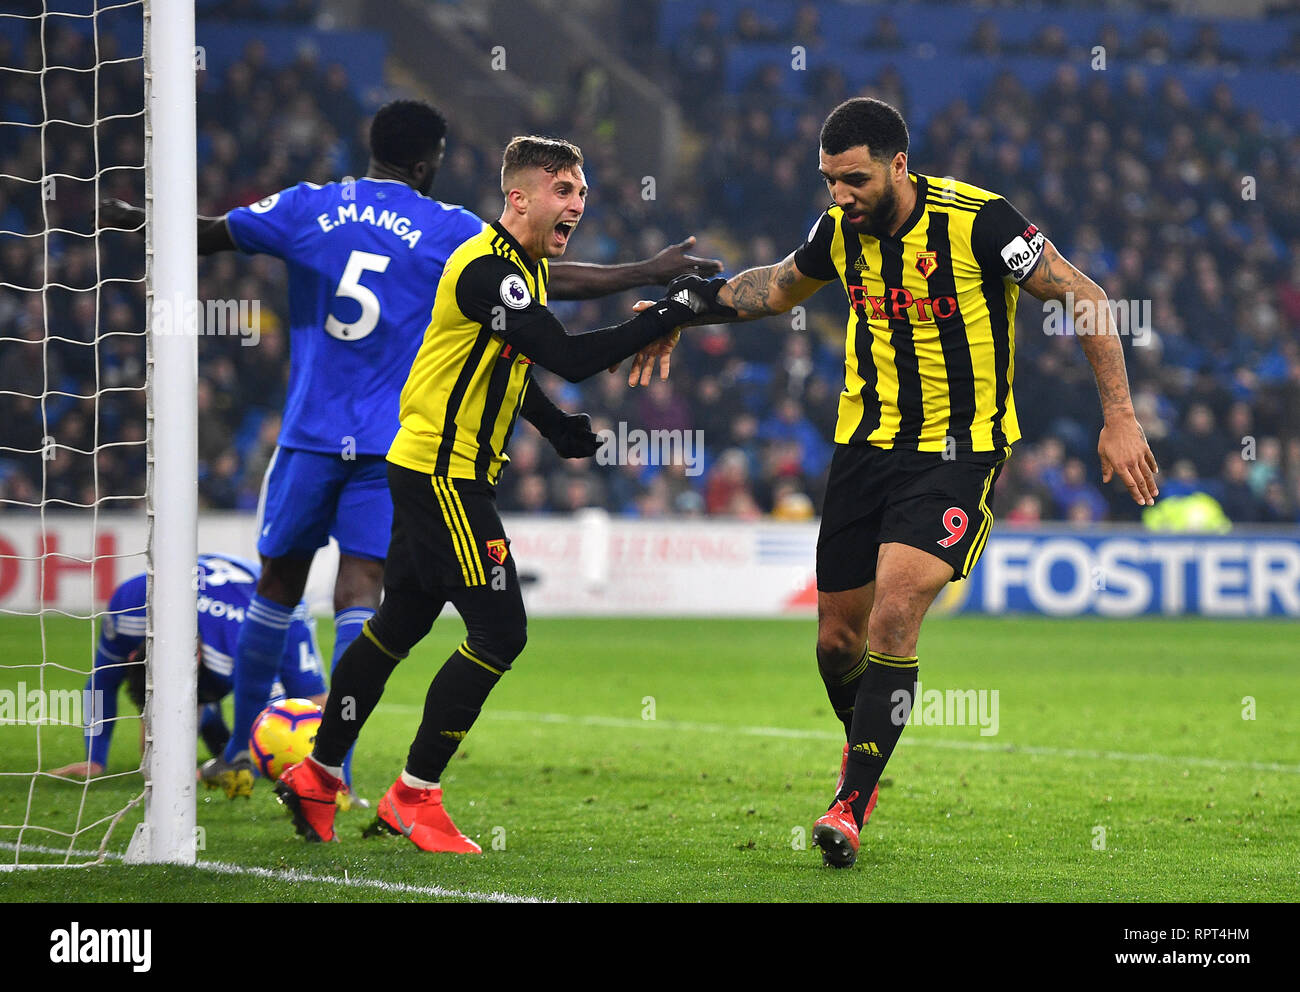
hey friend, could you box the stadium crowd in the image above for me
[1,2,1297,526]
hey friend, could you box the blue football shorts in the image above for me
[254,446,392,562]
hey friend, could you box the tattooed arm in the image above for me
[618,252,830,385]
[714,252,829,320]
[1020,239,1160,506]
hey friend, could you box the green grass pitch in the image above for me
[1,614,1295,902]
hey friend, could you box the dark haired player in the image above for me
[49,554,325,794]
[100,100,719,802]
[274,135,714,850]
[640,97,1158,867]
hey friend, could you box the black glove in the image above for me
[99,198,144,230]
[642,293,699,333]
[547,412,600,459]
[664,274,738,323]
[521,382,600,457]
[638,277,728,336]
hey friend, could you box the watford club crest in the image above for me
[915,251,938,279]
[485,539,508,565]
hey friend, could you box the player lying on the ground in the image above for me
[627,97,1159,868]
[99,100,721,800]
[49,553,327,802]
[273,134,717,850]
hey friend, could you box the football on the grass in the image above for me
[248,698,322,781]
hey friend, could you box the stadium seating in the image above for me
[1,0,1296,525]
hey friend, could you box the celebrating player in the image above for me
[273,135,715,850]
[638,98,1159,867]
[48,553,325,798]
[99,99,720,798]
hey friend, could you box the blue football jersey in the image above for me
[226,179,485,455]
[84,553,322,766]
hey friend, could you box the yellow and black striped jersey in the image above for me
[388,221,549,484]
[793,172,1046,453]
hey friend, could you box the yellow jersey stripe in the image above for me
[924,211,977,449]
[831,217,866,441]
[866,236,905,446]
[901,218,951,450]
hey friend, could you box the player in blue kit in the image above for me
[49,554,325,797]
[99,99,719,799]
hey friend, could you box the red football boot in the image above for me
[813,791,861,869]
[275,756,343,843]
[363,778,482,853]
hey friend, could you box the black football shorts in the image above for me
[384,463,514,595]
[816,443,1009,592]
[373,463,526,671]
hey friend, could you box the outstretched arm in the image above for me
[548,236,723,300]
[48,649,129,778]
[714,252,828,319]
[197,216,236,255]
[99,198,236,255]
[1020,239,1159,506]
[509,302,691,383]
[618,253,830,386]
[456,254,695,384]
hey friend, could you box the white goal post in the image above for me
[0,0,198,869]
[125,0,199,866]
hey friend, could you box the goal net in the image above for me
[0,0,197,868]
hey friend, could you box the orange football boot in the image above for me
[275,756,343,843]
[363,778,482,853]
[813,790,862,868]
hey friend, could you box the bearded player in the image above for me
[639,97,1159,867]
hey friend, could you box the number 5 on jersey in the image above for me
[325,250,391,340]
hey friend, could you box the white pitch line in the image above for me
[190,859,552,903]
[0,841,553,902]
[373,704,1300,775]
